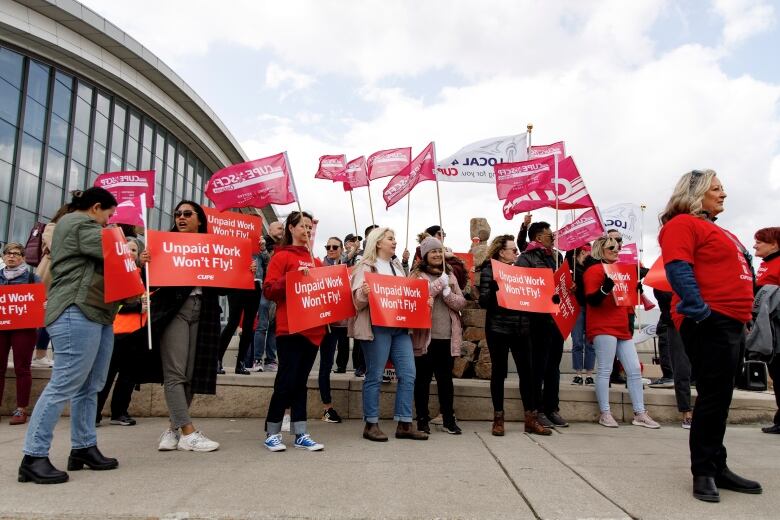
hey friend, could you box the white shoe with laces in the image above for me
[632,412,661,429]
[31,356,53,368]
[158,428,180,451]
[177,430,220,452]
[598,412,619,428]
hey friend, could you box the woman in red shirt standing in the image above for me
[753,227,780,434]
[659,169,761,502]
[583,236,659,430]
[262,211,325,452]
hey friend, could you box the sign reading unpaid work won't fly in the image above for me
[491,260,558,313]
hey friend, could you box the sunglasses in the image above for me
[606,246,619,252]
[174,210,195,218]
[614,237,623,243]
[325,245,341,251]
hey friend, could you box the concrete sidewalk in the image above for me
[1,418,778,519]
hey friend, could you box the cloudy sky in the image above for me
[83,0,780,263]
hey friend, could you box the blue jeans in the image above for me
[23,306,114,456]
[571,309,595,372]
[253,294,277,364]
[362,326,415,423]
[593,335,645,414]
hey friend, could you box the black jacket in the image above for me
[479,261,524,336]
[514,247,563,327]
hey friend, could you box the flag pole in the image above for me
[349,190,359,238]
[405,192,411,251]
[431,142,444,243]
[526,123,533,153]
[141,193,153,351]
[366,183,376,226]
[553,151,560,270]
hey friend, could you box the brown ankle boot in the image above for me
[395,421,428,440]
[524,411,552,435]
[363,422,388,442]
[492,411,505,436]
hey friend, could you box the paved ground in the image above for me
[0,417,778,519]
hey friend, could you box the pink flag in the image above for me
[342,156,369,192]
[382,142,436,209]
[616,243,639,265]
[367,147,411,180]
[494,155,556,201]
[529,141,566,159]
[94,170,155,207]
[205,152,296,211]
[109,195,145,227]
[556,207,605,251]
[315,155,347,181]
[502,157,594,220]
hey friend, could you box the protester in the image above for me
[255,222,283,372]
[515,221,568,429]
[516,212,532,252]
[342,233,362,266]
[750,227,780,434]
[567,245,595,386]
[349,224,380,378]
[318,236,349,422]
[479,234,550,435]
[654,289,693,429]
[95,237,148,427]
[262,211,326,452]
[0,242,41,425]
[584,236,659,430]
[152,200,238,453]
[19,188,120,484]
[350,227,427,441]
[410,236,466,435]
[659,169,761,502]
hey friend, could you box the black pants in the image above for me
[769,355,780,425]
[352,339,365,372]
[487,331,544,412]
[656,319,674,379]
[318,327,348,404]
[218,286,262,369]
[667,322,692,412]
[265,334,318,427]
[96,341,135,420]
[680,311,743,477]
[531,320,563,415]
[333,327,350,372]
[414,339,455,420]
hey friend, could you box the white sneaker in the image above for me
[264,433,286,452]
[158,428,180,451]
[177,430,220,452]
[598,412,619,428]
[632,412,661,429]
[281,414,291,432]
[31,356,53,368]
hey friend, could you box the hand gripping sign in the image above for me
[365,272,431,328]
[203,207,263,254]
[552,265,581,338]
[602,263,638,307]
[285,265,355,334]
[146,230,254,289]
[491,260,558,313]
[0,284,46,330]
[102,227,146,303]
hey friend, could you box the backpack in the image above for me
[23,222,47,267]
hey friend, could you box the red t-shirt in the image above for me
[756,253,780,287]
[583,263,631,341]
[658,214,753,328]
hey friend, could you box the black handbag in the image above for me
[736,359,768,392]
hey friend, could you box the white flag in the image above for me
[600,203,642,244]
[436,133,527,183]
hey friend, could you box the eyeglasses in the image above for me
[174,210,195,218]
[3,251,22,257]
[325,245,341,251]
[606,246,619,252]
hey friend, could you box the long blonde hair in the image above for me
[659,169,717,225]
[358,227,394,265]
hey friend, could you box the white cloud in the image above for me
[265,62,315,93]
[713,0,776,47]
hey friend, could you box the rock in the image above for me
[474,360,492,380]
[463,299,480,309]
[477,340,490,363]
[470,218,491,244]
[462,327,486,342]
[471,245,489,268]
[461,309,486,328]
[452,357,472,379]
[460,341,477,362]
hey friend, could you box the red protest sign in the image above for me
[102,228,146,303]
[203,207,263,254]
[602,263,638,307]
[453,252,475,286]
[365,272,430,328]
[94,170,155,207]
[643,256,672,292]
[491,260,558,313]
[552,265,580,339]
[146,230,254,289]
[285,265,355,334]
[0,284,46,330]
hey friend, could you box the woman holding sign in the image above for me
[410,236,466,435]
[583,236,659,430]
[262,211,326,452]
[0,242,42,425]
[350,227,428,441]
[19,188,120,485]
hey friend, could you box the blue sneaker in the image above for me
[294,433,324,451]
[264,433,286,452]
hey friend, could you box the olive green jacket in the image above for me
[45,212,119,326]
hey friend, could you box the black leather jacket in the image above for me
[479,261,524,336]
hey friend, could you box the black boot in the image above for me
[416,416,431,434]
[18,456,69,484]
[692,476,719,502]
[761,423,780,434]
[442,415,462,435]
[67,446,118,471]
[235,361,250,375]
[715,467,763,494]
